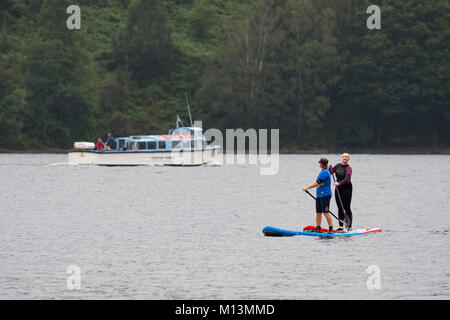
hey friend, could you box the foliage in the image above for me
[112,0,173,85]
[0,0,448,150]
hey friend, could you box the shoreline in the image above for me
[0,148,68,154]
[1,147,450,155]
[278,146,450,154]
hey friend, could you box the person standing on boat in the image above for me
[302,158,334,233]
[105,132,114,151]
[329,153,353,231]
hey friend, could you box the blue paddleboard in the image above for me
[262,226,382,237]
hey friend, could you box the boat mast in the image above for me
[185,93,194,127]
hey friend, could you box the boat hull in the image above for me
[68,148,217,166]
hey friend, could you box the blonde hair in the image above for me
[341,153,350,160]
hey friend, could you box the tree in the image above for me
[22,0,97,147]
[0,65,27,147]
[333,0,450,147]
[113,0,173,86]
[187,0,218,39]
[196,0,283,129]
[196,0,342,147]
[276,0,342,145]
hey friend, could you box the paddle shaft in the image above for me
[304,189,346,225]
[99,138,106,149]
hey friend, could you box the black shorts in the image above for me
[316,196,331,213]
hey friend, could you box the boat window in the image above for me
[172,129,182,136]
[172,140,181,149]
[147,141,156,150]
[194,140,202,149]
[137,142,146,150]
[127,141,135,150]
[182,140,190,149]
[193,129,202,138]
[158,141,166,149]
[118,139,126,151]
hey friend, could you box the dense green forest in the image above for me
[0,0,449,151]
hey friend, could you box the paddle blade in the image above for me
[344,214,351,229]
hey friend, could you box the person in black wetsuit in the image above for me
[329,153,353,231]
[105,132,115,151]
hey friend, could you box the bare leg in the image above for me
[316,213,322,227]
[324,213,333,228]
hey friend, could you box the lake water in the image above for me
[0,153,449,299]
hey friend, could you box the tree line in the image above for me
[0,0,448,150]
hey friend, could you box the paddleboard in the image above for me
[262,225,382,237]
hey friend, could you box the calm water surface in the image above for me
[0,154,449,299]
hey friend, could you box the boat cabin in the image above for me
[111,127,207,152]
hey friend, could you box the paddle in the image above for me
[99,138,107,151]
[304,189,347,226]
[329,168,351,229]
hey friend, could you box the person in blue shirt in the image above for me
[302,158,334,233]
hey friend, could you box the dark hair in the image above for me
[318,157,328,166]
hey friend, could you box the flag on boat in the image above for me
[176,115,184,128]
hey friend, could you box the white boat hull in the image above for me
[68,148,217,166]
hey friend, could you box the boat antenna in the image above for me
[185,93,193,127]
